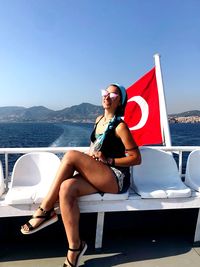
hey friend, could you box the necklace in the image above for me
[102,121,110,126]
[102,117,112,126]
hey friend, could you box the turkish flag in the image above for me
[124,67,163,146]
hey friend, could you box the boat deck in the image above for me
[0,211,200,267]
[1,233,200,267]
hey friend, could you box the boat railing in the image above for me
[0,146,87,191]
[0,145,200,191]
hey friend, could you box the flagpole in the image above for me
[154,53,172,146]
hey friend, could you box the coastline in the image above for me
[0,117,200,124]
[169,116,200,124]
[1,105,200,124]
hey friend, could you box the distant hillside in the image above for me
[169,110,200,123]
[0,103,103,123]
[0,105,199,123]
[52,103,103,122]
[169,110,200,117]
[22,106,54,121]
[0,106,26,122]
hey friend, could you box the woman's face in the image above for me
[101,85,121,112]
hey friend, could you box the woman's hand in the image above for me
[91,151,108,164]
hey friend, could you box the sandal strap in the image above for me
[66,256,75,267]
[68,241,82,252]
[24,207,55,227]
[66,241,86,267]
[32,214,50,219]
[38,206,53,215]
[25,221,34,231]
[32,206,54,219]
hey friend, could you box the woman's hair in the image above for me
[111,84,127,116]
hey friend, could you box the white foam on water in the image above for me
[50,123,92,147]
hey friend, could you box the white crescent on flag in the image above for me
[127,96,149,130]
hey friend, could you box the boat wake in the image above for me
[50,123,92,147]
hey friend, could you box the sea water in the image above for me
[1,122,200,148]
[0,122,93,172]
[170,123,200,146]
[0,122,200,172]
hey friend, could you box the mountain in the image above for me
[168,110,200,123]
[0,105,199,123]
[169,110,200,117]
[0,106,26,121]
[52,103,103,122]
[0,106,26,115]
[0,103,103,123]
[22,106,54,121]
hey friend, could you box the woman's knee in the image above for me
[62,150,80,165]
[59,179,79,201]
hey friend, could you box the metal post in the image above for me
[95,212,105,249]
[194,208,200,243]
[5,153,9,191]
[154,54,172,146]
[178,151,183,179]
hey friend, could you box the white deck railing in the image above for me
[1,145,200,248]
[0,146,200,190]
[0,146,88,190]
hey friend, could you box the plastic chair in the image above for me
[185,149,200,192]
[79,191,129,202]
[132,147,191,198]
[0,161,5,197]
[5,152,61,204]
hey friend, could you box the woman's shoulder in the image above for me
[95,115,104,123]
[116,118,127,127]
[115,119,129,133]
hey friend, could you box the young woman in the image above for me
[21,84,141,267]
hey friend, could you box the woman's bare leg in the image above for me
[22,150,118,231]
[58,150,119,265]
[40,152,75,210]
[59,176,97,265]
[43,149,118,209]
[21,151,76,231]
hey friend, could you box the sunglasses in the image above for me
[101,89,119,100]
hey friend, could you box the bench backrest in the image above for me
[131,147,191,198]
[0,161,4,196]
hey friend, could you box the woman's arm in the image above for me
[113,122,141,167]
[87,115,104,156]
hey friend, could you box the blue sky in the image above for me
[0,0,200,114]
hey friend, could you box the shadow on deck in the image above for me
[0,210,200,267]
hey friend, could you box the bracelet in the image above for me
[125,146,138,152]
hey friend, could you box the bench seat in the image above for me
[1,189,200,249]
[1,148,200,249]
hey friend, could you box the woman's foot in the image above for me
[21,206,58,234]
[63,241,87,267]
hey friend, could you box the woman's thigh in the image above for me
[60,175,98,198]
[65,150,118,194]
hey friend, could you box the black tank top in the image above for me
[90,117,130,192]
[90,117,126,158]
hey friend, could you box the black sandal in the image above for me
[21,206,58,235]
[63,241,87,267]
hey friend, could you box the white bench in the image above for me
[1,147,200,249]
[1,189,200,249]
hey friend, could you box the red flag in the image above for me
[124,67,163,146]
